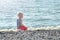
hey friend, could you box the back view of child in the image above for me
[17,12,27,31]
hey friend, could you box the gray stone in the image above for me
[0,30,60,40]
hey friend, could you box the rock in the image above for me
[0,30,60,40]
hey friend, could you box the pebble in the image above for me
[0,30,60,40]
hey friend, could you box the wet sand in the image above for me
[0,30,60,40]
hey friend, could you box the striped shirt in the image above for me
[17,19,22,27]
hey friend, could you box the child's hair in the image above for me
[17,11,23,17]
[17,12,23,19]
[18,12,23,16]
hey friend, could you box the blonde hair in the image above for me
[17,11,23,16]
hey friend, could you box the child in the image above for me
[17,12,27,31]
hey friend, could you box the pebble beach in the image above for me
[0,30,60,40]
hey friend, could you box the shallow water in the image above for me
[0,0,60,29]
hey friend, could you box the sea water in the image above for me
[0,0,60,30]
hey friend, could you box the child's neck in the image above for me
[19,18,22,20]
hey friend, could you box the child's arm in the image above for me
[20,19,24,26]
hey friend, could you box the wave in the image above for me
[28,26,60,30]
[0,29,17,32]
[0,26,60,31]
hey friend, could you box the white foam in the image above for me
[27,26,60,30]
[0,26,60,31]
[0,29,17,32]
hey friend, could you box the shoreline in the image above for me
[28,26,60,30]
[0,30,60,40]
[0,26,60,32]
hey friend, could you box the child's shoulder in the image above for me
[17,19,19,21]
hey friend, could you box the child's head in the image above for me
[17,12,23,19]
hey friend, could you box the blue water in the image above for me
[0,0,60,29]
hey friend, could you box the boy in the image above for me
[17,12,27,31]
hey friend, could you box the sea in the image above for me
[0,0,60,30]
